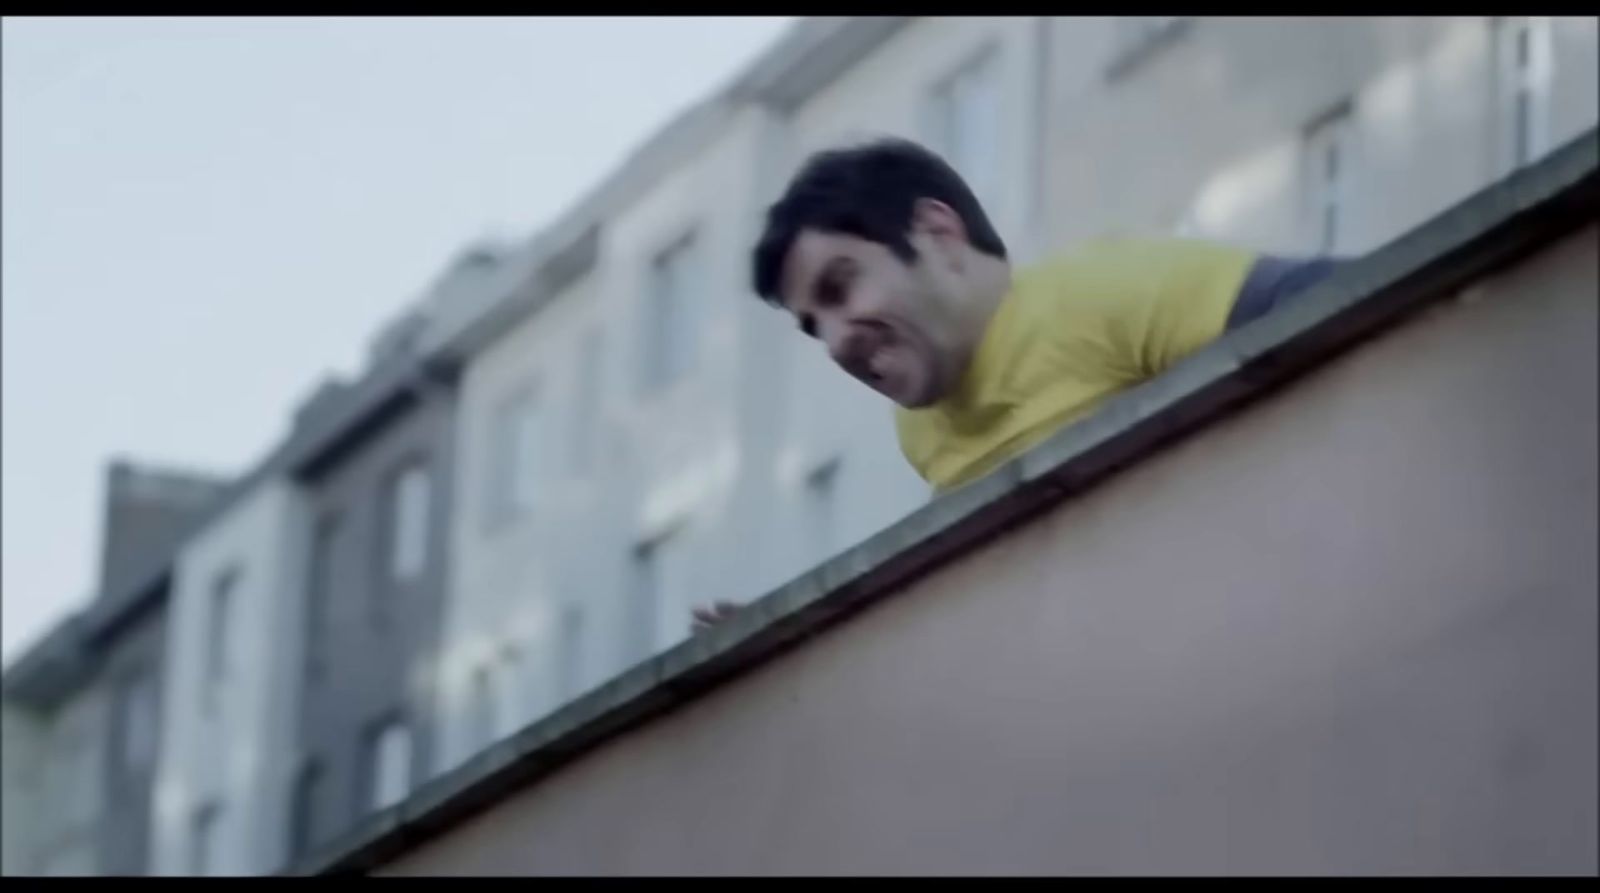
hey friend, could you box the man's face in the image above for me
[776,226,967,408]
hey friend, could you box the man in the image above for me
[691,137,1340,631]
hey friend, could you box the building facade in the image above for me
[4,462,226,876]
[284,318,462,861]
[150,478,310,876]
[1040,17,1599,254]
[1,638,111,877]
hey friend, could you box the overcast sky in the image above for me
[0,16,797,663]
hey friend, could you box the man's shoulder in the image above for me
[1026,235,1257,272]
[1008,237,1180,301]
[1015,236,1257,304]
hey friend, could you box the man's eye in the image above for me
[818,269,853,307]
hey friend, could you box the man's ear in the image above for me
[909,198,969,271]
[910,198,969,244]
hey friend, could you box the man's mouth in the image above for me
[864,349,893,389]
[862,325,894,386]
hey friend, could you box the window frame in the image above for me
[631,538,663,661]
[803,456,843,562]
[632,522,692,659]
[483,384,541,531]
[637,228,704,397]
[364,714,414,814]
[469,664,496,754]
[303,510,342,683]
[1302,101,1355,255]
[494,645,525,739]
[1104,16,1193,82]
[570,328,606,474]
[1495,16,1554,175]
[288,759,324,862]
[384,457,432,585]
[201,566,239,716]
[558,602,587,701]
[113,666,159,777]
[923,42,1005,220]
[190,800,223,876]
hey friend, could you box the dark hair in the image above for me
[750,137,1008,305]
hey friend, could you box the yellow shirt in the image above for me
[894,238,1255,491]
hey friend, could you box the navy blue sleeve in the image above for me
[1225,255,1347,331]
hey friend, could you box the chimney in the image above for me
[365,309,430,369]
[426,242,506,308]
[97,460,230,598]
[293,376,352,433]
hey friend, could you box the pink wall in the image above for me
[384,228,1597,876]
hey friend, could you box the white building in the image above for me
[432,92,779,772]
[1040,17,1598,255]
[150,480,310,876]
[433,225,616,770]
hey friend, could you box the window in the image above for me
[47,714,87,820]
[925,48,1003,217]
[115,668,158,775]
[632,543,662,661]
[1114,17,1184,54]
[558,603,587,701]
[803,459,842,563]
[1496,17,1553,173]
[633,530,690,657]
[1107,17,1190,79]
[288,761,323,862]
[639,233,703,394]
[1304,105,1353,254]
[469,665,496,754]
[388,462,431,582]
[304,512,342,682]
[191,801,222,876]
[494,647,524,738]
[486,390,540,529]
[202,568,238,715]
[367,718,413,813]
[571,330,605,472]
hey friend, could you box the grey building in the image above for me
[283,310,462,861]
[146,251,506,876]
[2,463,228,876]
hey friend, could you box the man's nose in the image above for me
[824,321,872,369]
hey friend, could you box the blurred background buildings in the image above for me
[2,16,1595,876]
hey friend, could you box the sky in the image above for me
[0,15,797,663]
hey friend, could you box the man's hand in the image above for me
[690,600,742,633]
